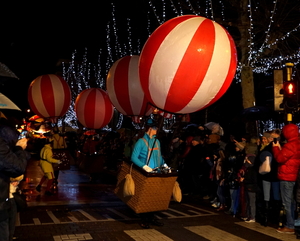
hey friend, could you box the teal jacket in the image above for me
[131,133,164,169]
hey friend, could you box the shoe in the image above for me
[216,205,226,211]
[140,222,150,229]
[35,185,41,192]
[276,227,295,234]
[210,197,217,203]
[151,219,164,226]
[245,218,255,223]
[203,195,210,200]
[224,210,232,215]
[211,202,220,208]
[241,217,248,221]
[45,191,54,196]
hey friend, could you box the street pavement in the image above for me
[14,158,298,241]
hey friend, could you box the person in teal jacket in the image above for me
[131,118,165,228]
[131,119,164,172]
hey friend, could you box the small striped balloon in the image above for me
[28,74,71,122]
[106,55,153,117]
[75,88,114,129]
[139,15,237,114]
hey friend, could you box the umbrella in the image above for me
[0,63,19,79]
[0,93,21,111]
[240,106,274,121]
[0,111,7,119]
[204,122,224,136]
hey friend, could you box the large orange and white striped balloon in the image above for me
[139,15,237,114]
[75,88,114,129]
[28,74,71,122]
[106,55,153,117]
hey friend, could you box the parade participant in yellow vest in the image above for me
[36,139,61,196]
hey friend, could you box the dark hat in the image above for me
[193,136,201,142]
[0,125,19,148]
[146,118,157,127]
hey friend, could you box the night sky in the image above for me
[0,1,150,112]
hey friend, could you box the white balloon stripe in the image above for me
[107,59,127,115]
[128,56,143,115]
[149,18,200,109]
[51,75,66,116]
[32,77,50,117]
[181,22,232,113]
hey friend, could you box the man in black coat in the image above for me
[0,121,28,241]
[182,136,207,196]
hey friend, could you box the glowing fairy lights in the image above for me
[59,0,300,129]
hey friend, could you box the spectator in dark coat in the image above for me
[243,154,259,223]
[182,136,206,196]
[0,122,29,241]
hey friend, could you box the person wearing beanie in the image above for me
[273,123,300,234]
[0,120,29,241]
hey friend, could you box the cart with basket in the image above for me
[114,159,178,213]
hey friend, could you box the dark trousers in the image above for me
[8,198,17,241]
[140,212,155,223]
[0,218,9,241]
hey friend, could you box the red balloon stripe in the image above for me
[165,19,215,112]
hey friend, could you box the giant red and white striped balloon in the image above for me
[106,55,153,117]
[28,74,71,122]
[139,15,237,114]
[75,88,114,129]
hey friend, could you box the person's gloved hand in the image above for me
[142,165,153,172]
[57,160,62,165]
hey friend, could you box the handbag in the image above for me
[172,181,182,202]
[123,163,135,197]
[13,191,27,212]
[259,156,271,175]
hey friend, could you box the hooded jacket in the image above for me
[272,124,300,182]
[40,144,60,173]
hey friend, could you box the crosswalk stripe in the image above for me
[77,209,97,221]
[168,208,190,217]
[182,204,217,215]
[106,208,133,220]
[33,218,41,225]
[237,222,296,241]
[47,211,61,224]
[124,229,174,241]
[185,225,247,241]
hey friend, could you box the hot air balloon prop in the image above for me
[106,55,153,121]
[28,74,71,123]
[139,15,237,114]
[75,88,114,129]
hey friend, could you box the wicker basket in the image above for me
[114,160,178,213]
